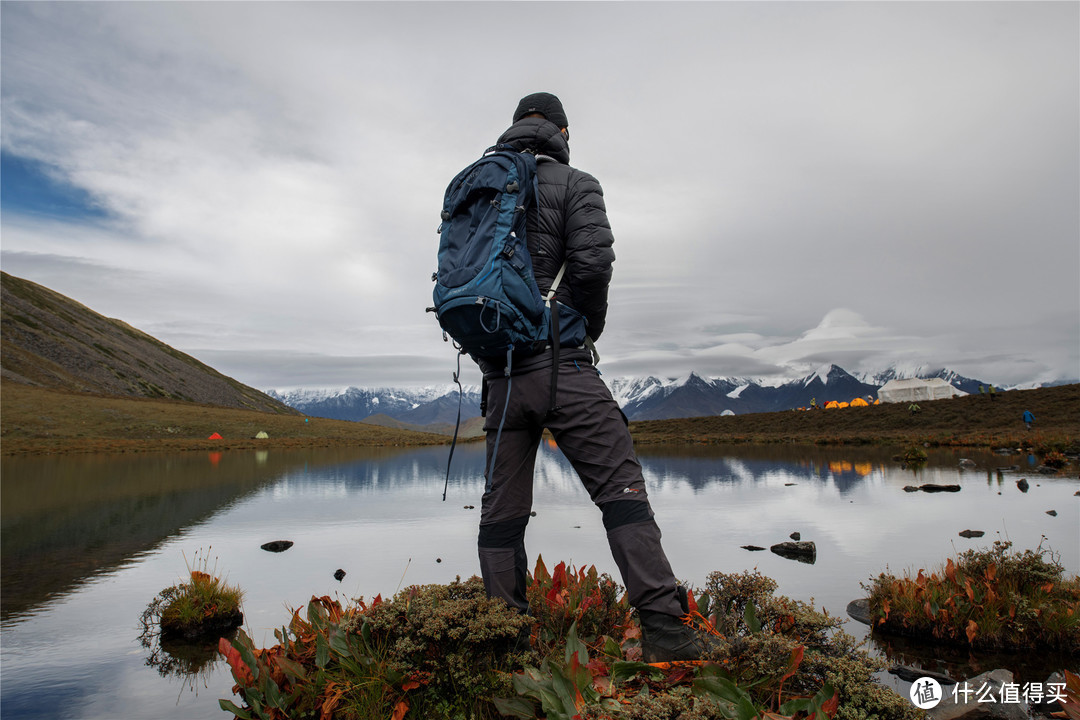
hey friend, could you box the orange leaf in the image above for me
[966,620,978,644]
[781,645,804,683]
[686,589,698,615]
[820,689,841,717]
[392,699,409,720]
[945,558,957,584]
[401,679,420,692]
[985,563,997,581]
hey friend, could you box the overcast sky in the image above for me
[2,1,1077,391]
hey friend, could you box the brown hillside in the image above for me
[0,382,447,455]
[1,271,293,414]
[630,383,1080,450]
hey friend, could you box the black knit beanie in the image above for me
[513,92,568,128]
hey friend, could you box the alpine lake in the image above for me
[1,442,1077,720]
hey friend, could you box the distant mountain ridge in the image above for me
[269,363,1048,430]
[0,272,295,414]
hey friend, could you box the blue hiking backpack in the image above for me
[430,147,561,361]
[429,146,568,501]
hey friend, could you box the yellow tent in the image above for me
[837,401,850,409]
[824,400,840,409]
[850,397,869,407]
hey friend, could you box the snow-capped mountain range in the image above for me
[266,363,1063,429]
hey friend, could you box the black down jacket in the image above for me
[496,117,615,341]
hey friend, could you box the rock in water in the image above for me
[846,598,872,625]
[958,529,984,538]
[260,540,294,553]
[333,569,346,581]
[789,531,801,541]
[1017,478,1030,492]
[741,545,765,551]
[770,541,816,564]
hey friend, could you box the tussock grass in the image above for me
[864,541,1080,653]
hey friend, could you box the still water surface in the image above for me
[2,444,1076,719]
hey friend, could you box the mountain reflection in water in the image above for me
[0,444,1075,720]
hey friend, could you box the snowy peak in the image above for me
[267,363,1023,427]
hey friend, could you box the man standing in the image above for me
[473,92,700,663]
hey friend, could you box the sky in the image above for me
[2,1,1077,391]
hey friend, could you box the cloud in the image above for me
[1,2,1076,391]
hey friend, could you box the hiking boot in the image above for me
[639,608,704,663]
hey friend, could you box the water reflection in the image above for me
[0,447,421,621]
[0,444,1075,719]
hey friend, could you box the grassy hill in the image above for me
[0,272,446,454]
[630,383,1080,451]
[1,271,294,413]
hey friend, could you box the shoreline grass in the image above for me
[864,541,1080,654]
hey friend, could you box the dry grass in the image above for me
[0,381,447,455]
[629,384,1080,450]
[4,381,1077,456]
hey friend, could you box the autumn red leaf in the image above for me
[966,620,978,644]
[218,638,254,685]
[781,645,804,683]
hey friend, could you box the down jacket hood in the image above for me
[496,117,570,165]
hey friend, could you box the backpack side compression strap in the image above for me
[544,262,568,417]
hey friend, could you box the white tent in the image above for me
[877,378,966,403]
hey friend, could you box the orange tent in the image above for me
[208,432,223,440]
[824,400,840,409]
[850,397,869,407]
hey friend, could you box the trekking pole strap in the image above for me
[442,351,465,501]
[485,346,514,493]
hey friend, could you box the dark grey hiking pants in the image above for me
[477,356,684,617]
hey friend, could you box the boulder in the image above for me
[928,669,1028,720]
[770,541,816,564]
[260,540,294,553]
[959,530,985,538]
[333,568,346,581]
[889,664,956,686]
[1029,672,1066,716]
[789,531,801,541]
[846,598,872,626]
[1017,478,1030,492]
